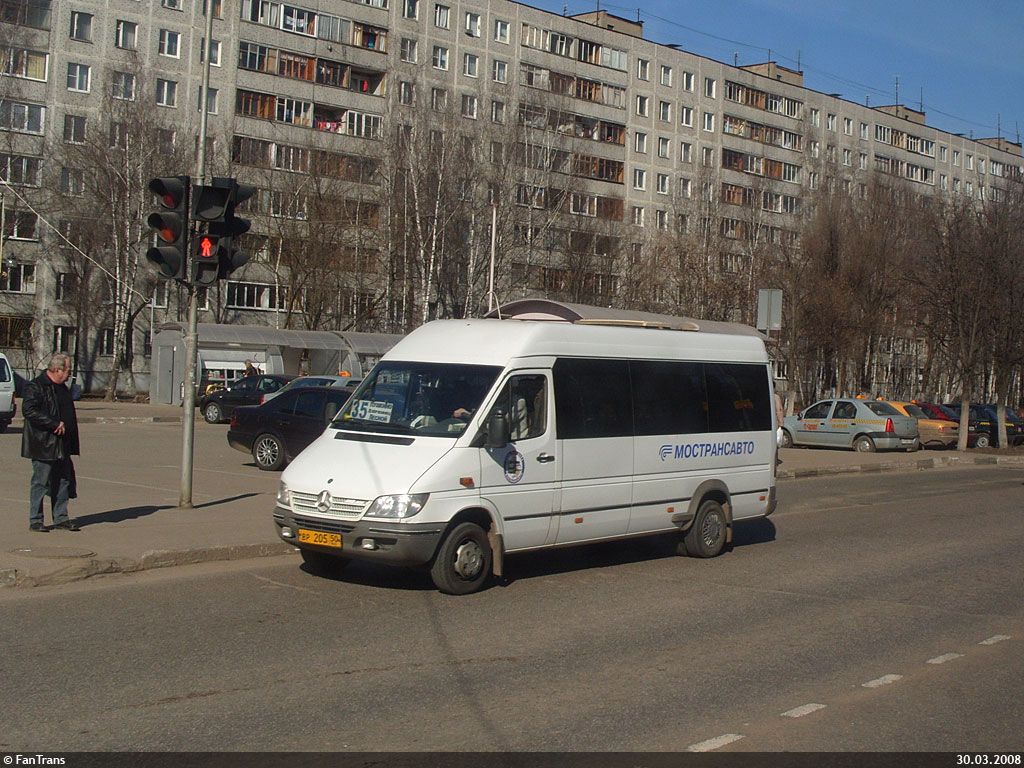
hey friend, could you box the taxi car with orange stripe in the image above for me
[780,397,919,452]
[884,400,959,448]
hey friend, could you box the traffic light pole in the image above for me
[179,4,216,509]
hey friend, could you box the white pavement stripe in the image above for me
[862,674,903,688]
[687,734,744,752]
[926,653,964,664]
[979,635,1011,645]
[781,703,826,718]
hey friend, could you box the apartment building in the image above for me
[1,0,1021,391]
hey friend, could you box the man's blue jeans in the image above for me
[29,458,71,527]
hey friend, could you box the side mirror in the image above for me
[485,408,510,450]
[796,412,803,421]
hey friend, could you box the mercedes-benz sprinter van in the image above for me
[273,318,778,593]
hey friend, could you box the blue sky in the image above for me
[522,0,1024,142]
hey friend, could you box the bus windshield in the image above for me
[332,361,502,437]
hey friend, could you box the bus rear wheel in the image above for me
[681,500,727,558]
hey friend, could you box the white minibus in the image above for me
[274,317,778,593]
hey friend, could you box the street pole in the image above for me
[179,3,215,508]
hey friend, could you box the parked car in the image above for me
[227,385,353,470]
[916,402,978,447]
[0,352,15,433]
[780,397,919,452]
[199,374,293,424]
[885,400,958,448]
[943,403,1023,448]
[260,375,362,404]
[984,405,1024,447]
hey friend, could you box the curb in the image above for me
[777,453,1024,479]
[3,542,294,588]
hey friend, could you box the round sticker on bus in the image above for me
[503,450,525,484]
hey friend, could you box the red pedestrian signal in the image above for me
[191,233,221,287]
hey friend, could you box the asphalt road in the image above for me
[1,466,1022,753]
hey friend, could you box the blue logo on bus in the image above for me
[659,441,756,460]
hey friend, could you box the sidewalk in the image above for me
[2,401,1022,589]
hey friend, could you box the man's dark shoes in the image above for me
[29,523,48,533]
[53,520,81,531]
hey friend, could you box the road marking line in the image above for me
[687,734,744,752]
[781,703,826,718]
[862,674,902,688]
[926,653,963,664]
[979,635,1010,645]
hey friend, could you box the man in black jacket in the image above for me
[22,353,81,532]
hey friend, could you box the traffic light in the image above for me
[145,176,190,279]
[190,233,223,287]
[192,178,255,281]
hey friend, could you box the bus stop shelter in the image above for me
[151,322,401,405]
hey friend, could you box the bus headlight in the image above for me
[276,482,291,509]
[367,494,428,519]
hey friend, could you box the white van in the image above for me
[0,352,16,433]
[274,318,778,593]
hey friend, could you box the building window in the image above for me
[842,148,852,166]
[679,177,691,197]
[159,29,180,57]
[0,102,44,134]
[403,0,418,19]
[197,87,218,114]
[657,136,670,158]
[631,206,645,227]
[635,95,649,117]
[432,46,448,70]
[162,0,183,9]
[656,173,669,194]
[656,209,668,230]
[461,94,477,119]
[99,329,115,357]
[701,146,714,167]
[70,11,93,41]
[463,53,478,77]
[680,142,692,163]
[226,282,288,311]
[704,77,716,98]
[111,72,136,100]
[199,38,222,66]
[491,100,505,123]
[843,117,853,135]
[702,112,714,132]
[400,38,418,63]
[659,101,671,122]
[115,20,137,49]
[431,87,447,111]
[660,65,672,86]
[156,79,178,107]
[810,108,820,127]
[494,19,509,43]
[465,12,480,36]
[434,4,449,28]
[682,71,694,91]
[398,81,414,105]
[633,168,646,190]
[492,59,508,83]
[679,106,693,127]
[53,326,76,354]
[636,58,649,80]
[0,263,35,293]
[67,63,90,92]
[634,132,647,153]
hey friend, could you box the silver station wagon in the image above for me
[781,398,919,452]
